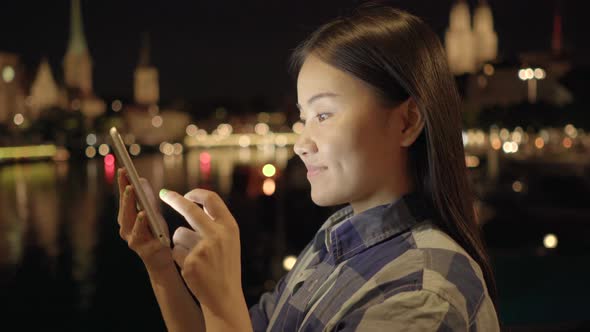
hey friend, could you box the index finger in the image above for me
[159,189,214,235]
[183,189,232,222]
[117,168,129,196]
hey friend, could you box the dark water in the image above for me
[1,148,589,331]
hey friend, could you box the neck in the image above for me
[350,174,414,215]
[350,150,415,215]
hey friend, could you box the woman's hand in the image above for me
[117,168,173,272]
[159,188,248,326]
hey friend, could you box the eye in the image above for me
[317,113,332,122]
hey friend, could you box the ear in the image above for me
[399,98,425,147]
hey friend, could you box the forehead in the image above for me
[296,54,387,114]
[296,55,361,99]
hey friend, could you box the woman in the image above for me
[116,4,499,331]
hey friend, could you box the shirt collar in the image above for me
[319,192,435,264]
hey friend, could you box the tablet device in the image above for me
[109,127,170,247]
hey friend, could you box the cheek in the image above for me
[341,123,396,176]
[319,133,368,183]
[314,114,392,174]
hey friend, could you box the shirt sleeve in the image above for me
[331,290,468,332]
[249,274,288,332]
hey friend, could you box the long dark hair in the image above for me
[289,4,497,305]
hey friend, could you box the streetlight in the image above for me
[518,67,546,103]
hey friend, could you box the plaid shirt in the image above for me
[249,192,499,331]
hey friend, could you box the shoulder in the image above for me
[347,222,498,329]
[417,222,498,327]
[408,222,489,312]
[331,288,469,331]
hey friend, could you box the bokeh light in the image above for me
[98,144,110,156]
[262,164,276,177]
[263,178,276,196]
[152,115,163,128]
[13,113,24,126]
[543,234,558,249]
[282,255,297,271]
[86,133,97,146]
[129,144,141,156]
[85,146,96,158]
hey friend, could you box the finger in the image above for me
[159,190,214,235]
[172,245,189,268]
[120,185,138,236]
[183,189,233,225]
[117,168,129,222]
[131,211,153,242]
[172,226,201,250]
[117,168,129,198]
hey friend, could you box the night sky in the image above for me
[1,0,586,103]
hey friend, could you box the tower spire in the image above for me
[139,32,151,67]
[445,0,476,74]
[63,0,94,96]
[134,32,159,105]
[67,0,88,55]
[30,58,60,115]
[473,0,497,64]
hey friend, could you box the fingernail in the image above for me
[137,213,144,222]
[159,188,168,199]
[124,186,131,196]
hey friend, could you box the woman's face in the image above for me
[294,54,416,214]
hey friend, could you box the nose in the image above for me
[293,127,317,157]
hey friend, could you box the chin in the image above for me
[310,188,346,207]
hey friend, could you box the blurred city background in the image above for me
[1,0,589,331]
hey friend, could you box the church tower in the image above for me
[445,0,476,75]
[30,58,60,119]
[63,0,93,96]
[62,0,105,121]
[134,33,159,105]
[473,0,498,65]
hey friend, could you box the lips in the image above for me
[305,165,327,178]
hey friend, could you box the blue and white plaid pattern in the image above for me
[250,192,499,331]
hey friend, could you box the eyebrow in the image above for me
[296,92,340,111]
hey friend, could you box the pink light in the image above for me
[200,152,211,164]
[104,153,115,166]
[200,159,211,181]
[104,154,116,184]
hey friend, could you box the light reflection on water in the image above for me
[1,161,62,267]
[1,146,590,330]
[0,146,296,271]
[0,146,315,330]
